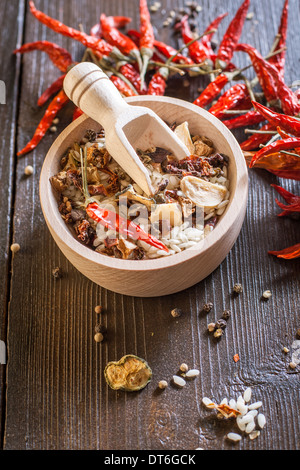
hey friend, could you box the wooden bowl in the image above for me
[40,96,248,297]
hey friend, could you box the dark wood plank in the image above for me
[0,0,25,447]
[4,0,300,450]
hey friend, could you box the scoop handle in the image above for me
[63,62,129,127]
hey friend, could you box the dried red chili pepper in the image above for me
[217,0,250,67]
[271,184,300,216]
[208,83,250,119]
[250,136,300,167]
[29,1,126,61]
[237,43,300,115]
[139,0,154,85]
[201,13,228,59]
[117,62,146,94]
[269,243,300,259]
[18,89,69,156]
[240,123,276,151]
[252,101,300,137]
[109,75,138,97]
[127,29,194,65]
[179,15,210,64]
[100,13,142,68]
[245,149,300,179]
[37,74,66,107]
[269,169,300,180]
[268,0,289,76]
[236,43,277,104]
[14,40,73,72]
[193,73,229,108]
[90,16,132,38]
[86,202,168,252]
[222,110,265,130]
[147,68,168,96]
[72,107,83,121]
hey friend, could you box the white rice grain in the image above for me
[248,401,263,410]
[257,413,266,429]
[173,375,186,388]
[245,421,256,434]
[243,387,252,403]
[186,369,200,378]
[227,433,242,442]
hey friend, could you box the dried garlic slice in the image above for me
[150,202,182,226]
[180,175,227,211]
[174,121,195,155]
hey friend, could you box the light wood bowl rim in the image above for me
[40,95,248,272]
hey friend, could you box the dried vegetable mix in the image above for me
[14,0,299,260]
[50,121,230,260]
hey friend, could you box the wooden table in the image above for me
[1,0,299,450]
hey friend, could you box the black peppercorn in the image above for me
[171,308,183,318]
[84,129,97,142]
[222,310,231,320]
[215,319,227,330]
[202,302,213,313]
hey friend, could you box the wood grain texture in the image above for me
[0,0,25,445]
[3,0,300,450]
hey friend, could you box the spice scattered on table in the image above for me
[233,283,243,294]
[233,354,240,363]
[10,243,20,253]
[179,363,189,373]
[51,266,62,279]
[207,322,215,332]
[262,290,272,299]
[158,380,168,389]
[24,165,34,176]
[202,387,266,443]
[94,332,104,343]
[95,305,102,314]
[202,302,213,313]
[222,309,231,320]
[171,308,183,318]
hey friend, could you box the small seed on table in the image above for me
[171,308,183,318]
[213,328,223,338]
[158,380,168,389]
[262,290,272,299]
[202,302,213,313]
[24,165,34,176]
[233,283,243,294]
[222,310,231,320]
[179,363,189,372]
[10,243,20,253]
[95,305,102,314]
[94,332,104,343]
[207,322,215,332]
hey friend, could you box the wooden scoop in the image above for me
[63,62,189,196]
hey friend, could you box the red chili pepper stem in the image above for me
[166,29,217,66]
